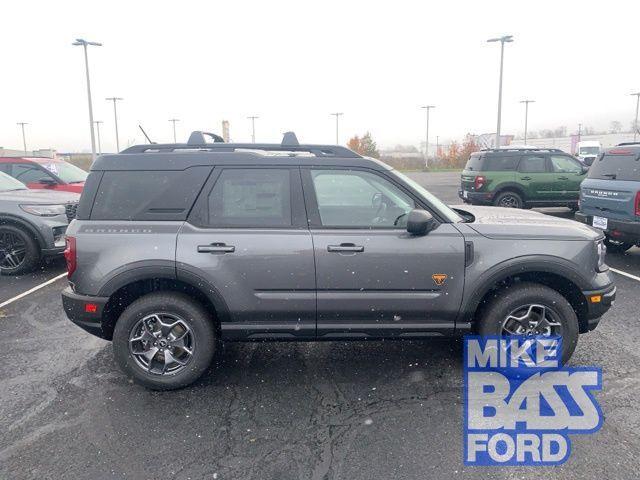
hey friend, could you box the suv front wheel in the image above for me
[476,282,579,365]
[113,292,216,390]
[0,224,40,275]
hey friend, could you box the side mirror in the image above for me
[38,178,57,186]
[584,157,594,167]
[406,209,437,235]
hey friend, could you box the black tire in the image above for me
[604,236,633,254]
[113,291,216,390]
[0,224,41,275]
[476,282,579,365]
[493,190,524,209]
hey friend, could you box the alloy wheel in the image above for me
[500,303,563,337]
[129,313,195,375]
[0,230,27,270]
[499,195,520,208]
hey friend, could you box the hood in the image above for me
[452,205,602,241]
[0,188,80,204]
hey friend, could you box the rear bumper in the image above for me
[458,189,494,205]
[62,287,110,339]
[581,284,616,331]
[575,212,640,243]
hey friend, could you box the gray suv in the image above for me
[61,132,616,390]
[0,171,79,275]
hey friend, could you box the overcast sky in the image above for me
[1,0,639,153]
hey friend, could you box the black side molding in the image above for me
[465,241,474,267]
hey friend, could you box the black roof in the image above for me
[92,131,390,171]
[477,147,565,154]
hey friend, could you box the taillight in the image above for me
[474,175,486,190]
[635,191,640,217]
[64,236,76,276]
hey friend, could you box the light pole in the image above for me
[94,121,103,154]
[17,122,28,154]
[72,38,102,162]
[487,35,514,148]
[106,97,123,151]
[247,116,259,143]
[631,92,640,142]
[520,99,535,144]
[420,105,435,167]
[330,112,343,144]
[169,118,180,142]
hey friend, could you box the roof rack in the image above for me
[479,147,564,153]
[120,131,361,158]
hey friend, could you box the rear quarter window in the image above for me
[588,153,640,181]
[464,154,483,171]
[90,166,212,220]
[483,155,518,171]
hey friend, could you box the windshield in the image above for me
[389,169,463,222]
[42,161,88,183]
[579,147,600,155]
[0,171,28,191]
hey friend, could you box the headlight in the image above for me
[596,239,608,272]
[20,204,66,217]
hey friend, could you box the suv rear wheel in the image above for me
[113,292,216,390]
[0,224,40,275]
[604,236,633,254]
[476,282,579,365]
[493,190,523,209]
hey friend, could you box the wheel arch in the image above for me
[0,214,46,248]
[459,256,591,333]
[492,183,527,202]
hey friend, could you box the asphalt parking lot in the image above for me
[1,171,639,480]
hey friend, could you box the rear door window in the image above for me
[484,156,518,171]
[550,155,582,173]
[518,155,547,173]
[10,163,56,184]
[588,152,640,181]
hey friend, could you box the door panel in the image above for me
[312,225,465,336]
[517,155,553,201]
[549,155,585,200]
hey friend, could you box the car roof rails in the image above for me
[121,131,361,158]
[616,142,640,147]
[479,147,564,153]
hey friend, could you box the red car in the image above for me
[0,157,87,193]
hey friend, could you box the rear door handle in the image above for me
[197,243,235,254]
[558,176,569,180]
[327,243,364,253]
[520,176,532,181]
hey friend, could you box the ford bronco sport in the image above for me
[460,148,588,209]
[61,132,615,390]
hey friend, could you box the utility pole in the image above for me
[436,135,439,160]
[420,105,435,167]
[106,97,123,151]
[631,92,640,142]
[520,99,535,144]
[247,116,259,143]
[578,123,582,143]
[487,35,514,148]
[72,38,102,163]
[16,122,28,154]
[169,118,180,142]
[94,121,103,154]
[330,112,343,144]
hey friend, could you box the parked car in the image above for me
[459,148,588,209]
[576,140,602,166]
[575,142,640,253]
[0,157,88,193]
[61,132,615,390]
[0,171,79,275]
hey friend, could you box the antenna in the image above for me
[138,125,155,144]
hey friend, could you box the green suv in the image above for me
[459,148,588,209]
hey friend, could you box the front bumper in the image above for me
[458,189,494,205]
[581,284,616,331]
[62,287,110,339]
[575,212,640,244]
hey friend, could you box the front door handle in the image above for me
[327,243,364,253]
[520,176,532,181]
[197,243,235,254]
[558,176,569,180]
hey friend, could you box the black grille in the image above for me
[65,203,78,223]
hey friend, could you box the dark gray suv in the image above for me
[0,172,79,275]
[61,133,616,390]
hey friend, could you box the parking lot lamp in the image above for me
[520,99,535,144]
[72,38,102,162]
[169,118,180,143]
[420,105,435,167]
[17,122,28,154]
[94,121,103,154]
[106,97,123,151]
[330,113,343,144]
[487,35,514,148]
